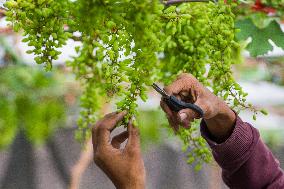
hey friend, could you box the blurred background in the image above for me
[1,1,284,189]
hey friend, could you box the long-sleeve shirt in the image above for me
[200,115,284,189]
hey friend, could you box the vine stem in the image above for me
[163,0,211,6]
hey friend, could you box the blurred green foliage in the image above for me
[0,65,69,149]
[137,109,169,150]
[260,129,284,151]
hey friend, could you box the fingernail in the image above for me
[179,113,187,121]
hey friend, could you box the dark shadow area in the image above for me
[46,138,70,188]
[1,131,35,189]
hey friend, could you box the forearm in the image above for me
[201,115,284,188]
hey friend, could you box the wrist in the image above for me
[204,102,236,143]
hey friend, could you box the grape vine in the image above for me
[4,0,262,168]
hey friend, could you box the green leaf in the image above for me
[236,19,284,57]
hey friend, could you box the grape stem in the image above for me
[228,88,258,114]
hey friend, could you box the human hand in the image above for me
[92,111,145,189]
[160,73,236,142]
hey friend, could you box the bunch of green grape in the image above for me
[5,0,255,168]
[4,0,72,70]
[161,2,241,92]
[66,0,165,140]
[159,1,243,167]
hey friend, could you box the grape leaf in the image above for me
[236,18,284,57]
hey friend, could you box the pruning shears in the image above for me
[152,83,204,117]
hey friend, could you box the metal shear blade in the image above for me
[152,83,169,99]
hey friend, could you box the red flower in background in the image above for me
[251,0,276,14]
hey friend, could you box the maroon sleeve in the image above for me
[200,116,284,189]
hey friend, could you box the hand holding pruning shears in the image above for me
[155,74,236,141]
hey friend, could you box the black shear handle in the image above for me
[164,95,204,117]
